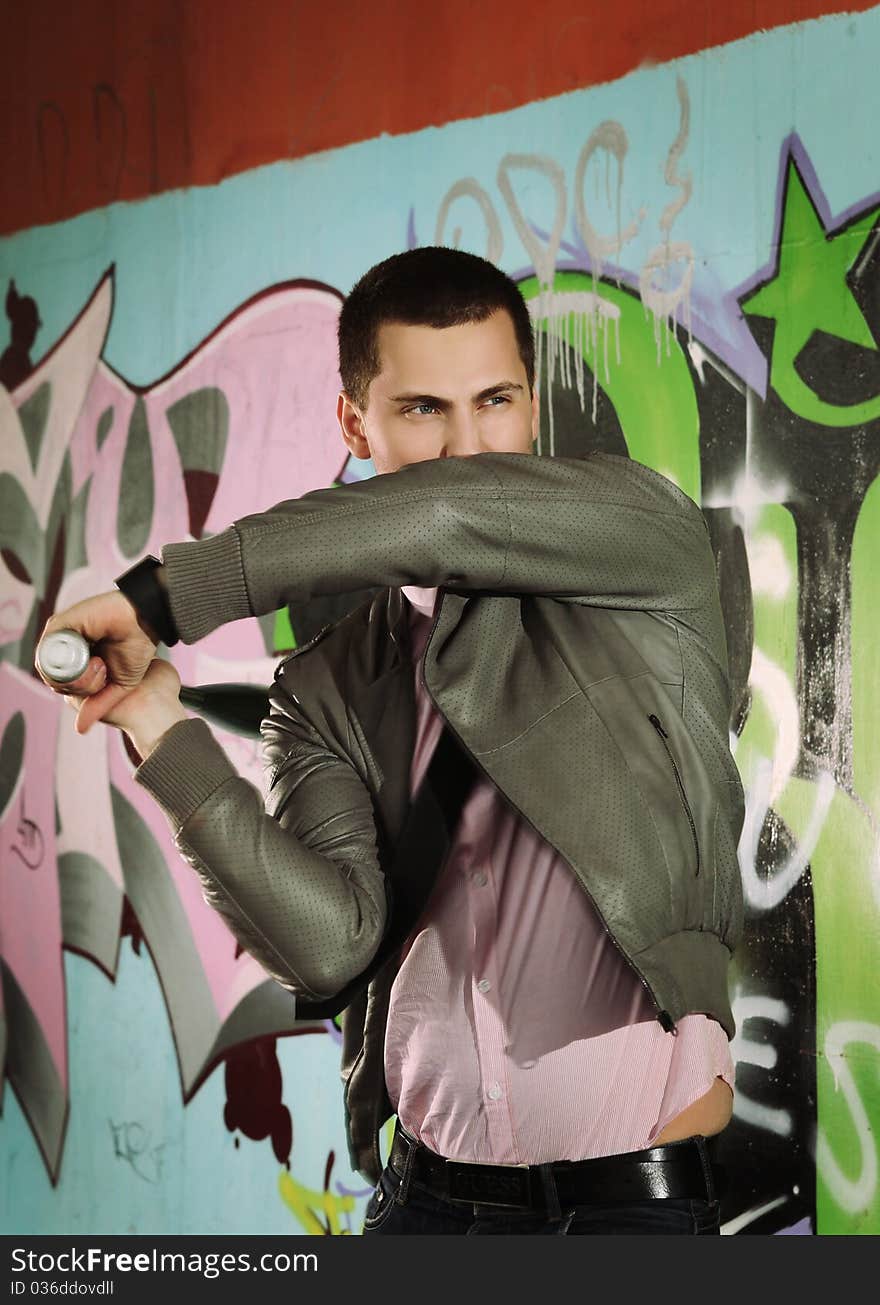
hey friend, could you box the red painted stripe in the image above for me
[1,0,871,236]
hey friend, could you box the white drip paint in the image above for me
[574,120,644,290]
[528,289,621,440]
[431,76,702,450]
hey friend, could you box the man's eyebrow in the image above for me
[473,381,524,401]
[387,382,525,405]
[388,392,448,405]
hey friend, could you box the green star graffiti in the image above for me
[742,157,880,428]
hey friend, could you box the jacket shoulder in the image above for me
[570,452,705,520]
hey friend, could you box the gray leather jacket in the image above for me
[135,451,745,1182]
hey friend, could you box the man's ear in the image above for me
[530,386,540,446]
[337,392,371,459]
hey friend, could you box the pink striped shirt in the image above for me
[383,587,734,1164]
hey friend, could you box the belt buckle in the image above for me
[445,1158,532,1209]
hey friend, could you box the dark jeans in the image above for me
[361,1147,721,1235]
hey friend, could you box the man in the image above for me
[39,247,744,1235]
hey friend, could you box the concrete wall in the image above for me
[1,1,879,1235]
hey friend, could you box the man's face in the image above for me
[337,308,538,473]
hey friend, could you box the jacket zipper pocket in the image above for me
[648,714,700,877]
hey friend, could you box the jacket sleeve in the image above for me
[160,452,717,644]
[133,688,387,1002]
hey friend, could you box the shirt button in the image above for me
[473,872,488,887]
[488,1083,503,1101]
[477,978,491,993]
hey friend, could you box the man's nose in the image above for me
[443,413,484,457]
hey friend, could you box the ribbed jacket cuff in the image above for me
[161,527,252,643]
[134,717,237,828]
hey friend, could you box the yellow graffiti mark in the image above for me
[380,1116,396,1168]
[278,1169,357,1236]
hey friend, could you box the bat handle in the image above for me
[36,629,92,684]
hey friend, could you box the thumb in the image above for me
[75,680,134,735]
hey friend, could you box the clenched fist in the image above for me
[36,590,160,735]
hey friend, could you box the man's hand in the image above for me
[62,658,187,758]
[36,590,160,733]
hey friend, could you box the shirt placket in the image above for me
[461,792,518,1164]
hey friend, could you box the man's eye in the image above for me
[482,395,510,407]
[406,404,438,416]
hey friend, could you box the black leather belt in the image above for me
[390,1123,717,1211]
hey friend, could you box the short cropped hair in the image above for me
[339,247,535,409]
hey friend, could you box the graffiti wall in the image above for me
[2,2,879,1235]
